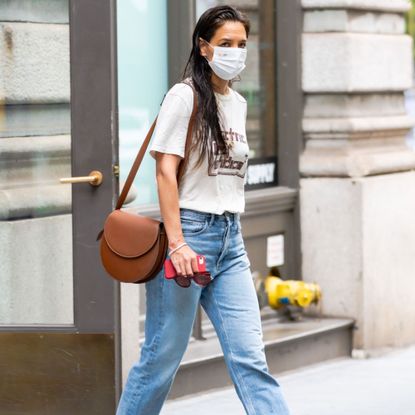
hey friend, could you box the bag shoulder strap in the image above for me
[115,81,198,210]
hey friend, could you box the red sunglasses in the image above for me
[173,271,212,288]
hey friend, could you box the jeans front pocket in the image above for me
[180,217,209,236]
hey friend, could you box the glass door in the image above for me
[0,1,120,413]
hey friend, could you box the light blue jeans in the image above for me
[116,208,291,415]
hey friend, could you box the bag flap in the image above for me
[103,210,161,258]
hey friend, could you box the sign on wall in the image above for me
[245,156,278,191]
[266,234,285,267]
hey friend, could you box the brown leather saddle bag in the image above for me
[96,82,197,283]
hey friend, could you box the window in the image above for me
[118,0,279,208]
[117,0,168,206]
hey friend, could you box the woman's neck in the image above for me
[211,73,229,95]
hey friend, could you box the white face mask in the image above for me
[202,39,247,81]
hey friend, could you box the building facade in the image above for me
[0,0,414,413]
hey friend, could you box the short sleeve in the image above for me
[149,83,194,159]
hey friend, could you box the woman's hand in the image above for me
[170,244,200,276]
[154,152,200,277]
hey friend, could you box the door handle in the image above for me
[60,170,103,186]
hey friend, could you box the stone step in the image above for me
[168,314,355,399]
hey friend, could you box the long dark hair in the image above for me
[182,5,250,169]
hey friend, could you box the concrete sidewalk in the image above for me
[161,345,415,415]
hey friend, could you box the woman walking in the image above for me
[116,5,291,415]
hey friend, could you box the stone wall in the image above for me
[300,0,415,350]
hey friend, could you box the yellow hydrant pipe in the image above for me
[264,276,321,310]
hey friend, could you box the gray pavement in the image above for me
[161,344,415,415]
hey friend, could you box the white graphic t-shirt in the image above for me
[149,81,249,214]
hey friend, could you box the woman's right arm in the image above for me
[155,152,200,277]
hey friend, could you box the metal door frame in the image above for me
[69,0,121,400]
